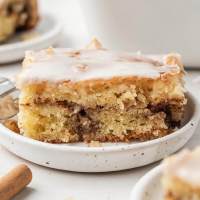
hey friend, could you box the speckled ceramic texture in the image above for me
[130,165,163,200]
[0,92,199,172]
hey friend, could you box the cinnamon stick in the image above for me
[0,164,32,200]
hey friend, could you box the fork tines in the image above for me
[0,77,19,120]
[0,77,16,98]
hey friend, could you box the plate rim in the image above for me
[0,14,62,52]
[130,164,163,200]
[0,91,199,153]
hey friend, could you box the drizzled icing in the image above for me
[17,48,180,86]
[164,148,200,187]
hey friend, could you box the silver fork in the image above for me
[0,77,19,120]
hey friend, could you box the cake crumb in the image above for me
[88,141,102,147]
[46,47,54,55]
[86,38,103,49]
[75,64,88,72]
[65,51,80,57]
[164,53,184,71]
[3,119,20,133]
[23,51,35,67]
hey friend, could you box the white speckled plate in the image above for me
[0,91,199,172]
[0,14,62,64]
[130,165,163,200]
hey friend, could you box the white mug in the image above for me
[78,0,200,67]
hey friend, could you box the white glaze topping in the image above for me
[17,48,180,87]
[164,148,200,187]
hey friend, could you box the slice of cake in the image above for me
[16,39,186,143]
[162,148,200,200]
[0,0,39,43]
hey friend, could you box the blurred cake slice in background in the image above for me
[0,0,39,43]
[162,148,200,200]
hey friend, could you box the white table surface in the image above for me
[0,1,200,199]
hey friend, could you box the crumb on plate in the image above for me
[3,119,20,133]
[88,141,102,147]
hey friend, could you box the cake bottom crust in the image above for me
[43,131,168,144]
[165,191,200,200]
